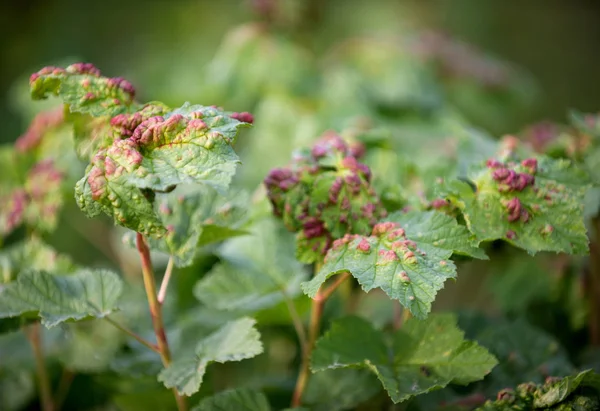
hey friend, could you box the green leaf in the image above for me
[123,186,249,267]
[441,155,590,255]
[158,317,263,396]
[0,269,123,327]
[75,103,249,237]
[191,388,271,411]
[303,369,381,411]
[0,238,76,284]
[303,211,481,318]
[194,217,307,312]
[534,369,600,408]
[311,314,497,403]
[30,63,138,117]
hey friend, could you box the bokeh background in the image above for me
[2,1,600,410]
[2,0,600,142]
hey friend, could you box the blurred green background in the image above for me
[1,1,600,410]
[1,0,600,143]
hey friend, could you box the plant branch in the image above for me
[105,316,159,353]
[135,233,187,411]
[158,257,175,305]
[26,323,54,411]
[291,268,349,407]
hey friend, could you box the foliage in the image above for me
[0,6,599,411]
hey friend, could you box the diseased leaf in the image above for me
[264,132,386,264]
[475,369,600,410]
[0,159,65,236]
[72,102,171,162]
[0,269,123,327]
[123,186,249,267]
[158,317,263,396]
[303,211,481,318]
[29,63,138,117]
[75,103,249,237]
[194,217,307,312]
[440,155,590,255]
[191,388,271,411]
[0,238,76,284]
[311,314,497,403]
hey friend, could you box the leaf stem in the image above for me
[104,316,160,353]
[158,257,175,305]
[291,267,348,407]
[53,369,75,411]
[281,288,308,354]
[135,233,187,411]
[26,323,54,411]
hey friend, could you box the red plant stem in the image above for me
[26,323,54,411]
[291,269,349,407]
[135,233,187,411]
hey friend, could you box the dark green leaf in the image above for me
[311,314,497,403]
[191,388,271,411]
[303,369,381,411]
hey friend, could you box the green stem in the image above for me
[291,268,348,407]
[105,316,159,353]
[135,233,187,411]
[281,288,308,354]
[26,323,54,411]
